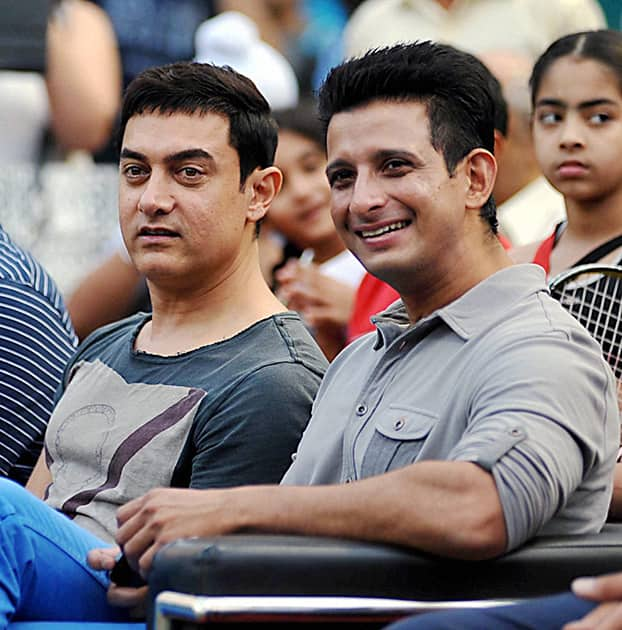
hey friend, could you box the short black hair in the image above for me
[118,62,278,187]
[530,29,622,108]
[318,41,500,232]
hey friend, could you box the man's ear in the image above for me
[464,148,497,211]
[246,166,283,223]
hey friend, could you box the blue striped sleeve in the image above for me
[0,280,77,483]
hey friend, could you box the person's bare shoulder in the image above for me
[509,241,539,265]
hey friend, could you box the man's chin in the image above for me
[138,263,181,284]
[363,264,401,289]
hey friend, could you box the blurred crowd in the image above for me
[1,0,617,354]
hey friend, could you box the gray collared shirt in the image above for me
[282,264,620,551]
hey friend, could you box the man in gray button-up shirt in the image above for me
[281,263,616,551]
[101,41,619,597]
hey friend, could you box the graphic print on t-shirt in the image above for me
[44,359,206,541]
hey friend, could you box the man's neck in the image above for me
[399,237,512,324]
[137,257,285,356]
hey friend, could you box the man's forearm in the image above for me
[233,460,507,560]
[117,460,507,574]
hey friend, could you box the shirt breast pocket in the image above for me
[360,405,438,477]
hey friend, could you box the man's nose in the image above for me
[349,172,387,215]
[138,176,175,215]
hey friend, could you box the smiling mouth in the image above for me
[357,221,410,238]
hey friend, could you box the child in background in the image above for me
[511,29,622,277]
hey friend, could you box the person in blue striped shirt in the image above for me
[0,224,77,485]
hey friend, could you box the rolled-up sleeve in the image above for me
[449,329,618,551]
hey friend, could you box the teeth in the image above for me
[360,221,408,238]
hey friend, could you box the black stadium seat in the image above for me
[148,525,622,628]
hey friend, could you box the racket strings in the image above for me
[551,272,622,409]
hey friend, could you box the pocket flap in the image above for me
[375,405,437,441]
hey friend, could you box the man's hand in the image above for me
[564,572,622,629]
[115,487,239,578]
[87,546,148,608]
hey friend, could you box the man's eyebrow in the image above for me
[325,158,351,175]
[164,149,214,164]
[374,149,421,163]
[119,148,146,161]
[119,148,214,163]
[326,149,420,171]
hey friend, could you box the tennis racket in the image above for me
[548,264,622,409]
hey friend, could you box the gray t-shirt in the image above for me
[282,265,619,551]
[44,311,327,542]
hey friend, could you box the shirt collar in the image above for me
[372,264,548,347]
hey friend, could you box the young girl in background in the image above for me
[512,29,622,276]
[512,29,622,519]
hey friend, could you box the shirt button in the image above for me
[356,403,367,416]
[394,418,405,430]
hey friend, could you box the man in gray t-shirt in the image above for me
[0,61,327,626]
[103,41,618,605]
